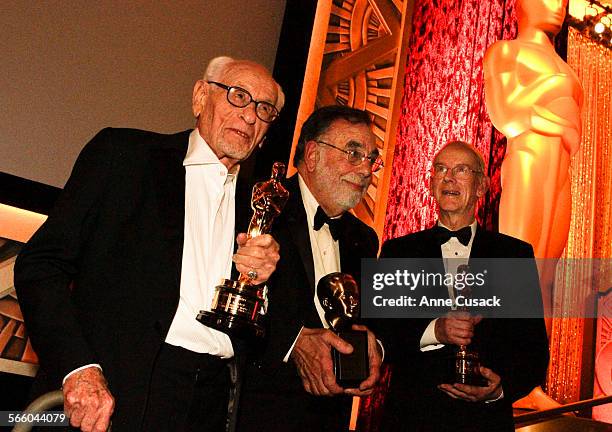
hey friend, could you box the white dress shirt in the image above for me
[165,129,236,358]
[420,221,477,350]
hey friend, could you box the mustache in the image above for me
[341,173,369,188]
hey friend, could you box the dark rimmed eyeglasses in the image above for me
[207,81,279,123]
[431,163,482,179]
[315,140,384,173]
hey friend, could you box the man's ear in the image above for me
[303,140,319,172]
[477,175,491,198]
[192,79,209,118]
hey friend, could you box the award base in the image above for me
[444,349,488,387]
[196,279,265,340]
[333,330,369,388]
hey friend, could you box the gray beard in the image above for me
[338,192,362,212]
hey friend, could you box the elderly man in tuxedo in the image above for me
[237,105,383,431]
[15,56,284,432]
[377,141,549,431]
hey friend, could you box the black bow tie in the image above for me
[433,225,472,246]
[313,206,344,241]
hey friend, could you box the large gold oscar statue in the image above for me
[483,0,583,410]
[484,0,582,318]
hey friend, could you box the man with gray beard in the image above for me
[237,105,383,431]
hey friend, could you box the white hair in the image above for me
[204,56,235,81]
[203,56,285,111]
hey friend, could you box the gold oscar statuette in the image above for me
[197,162,289,339]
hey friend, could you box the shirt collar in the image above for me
[184,129,240,179]
[298,174,320,227]
[437,219,477,240]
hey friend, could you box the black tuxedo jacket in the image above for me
[375,226,549,432]
[14,128,250,429]
[236,176,379,432]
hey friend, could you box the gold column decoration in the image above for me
[547,26,612,404]
[288,0,415,237]
[0,206,46,377]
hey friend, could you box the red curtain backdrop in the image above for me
[383,0,517,241]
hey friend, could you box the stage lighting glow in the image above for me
[568,0,612,49]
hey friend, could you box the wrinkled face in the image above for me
[192,63,279,168]
[518,0,567,34]
[430,145,488,220]
[308,119,377,215]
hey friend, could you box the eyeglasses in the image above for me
[207,81,279,123]
[316,140,384,173]
[432,163,482,179]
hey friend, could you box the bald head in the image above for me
[434,141,486,174]
[203,56,285,111]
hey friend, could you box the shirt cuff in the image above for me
[376,339,385,362]
[283,326,305,362]
[420,319,444,351]
[261,285,268,315]
[485,388,504,403]
[63,364,103,386]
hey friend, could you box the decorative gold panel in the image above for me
[289,0,414,237]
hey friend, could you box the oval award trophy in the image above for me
[317,272,369,388]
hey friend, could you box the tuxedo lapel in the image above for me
[421,227,444,259]
[468,225,490,259]
[283,177,316,293]
[149,130,190,288]
[338,215,373,282]
[401,227,447,300]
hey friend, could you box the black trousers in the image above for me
[238,391,352,432]
[142,343,231,431]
